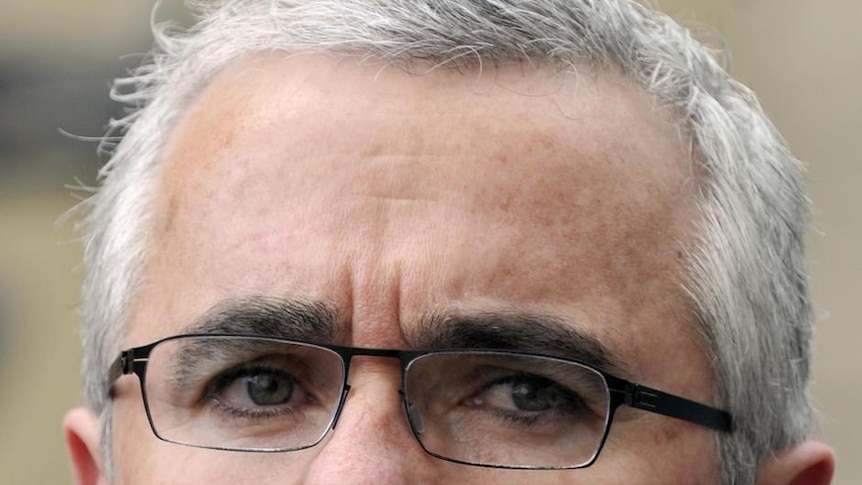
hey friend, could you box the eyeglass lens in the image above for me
[140,336,612,469]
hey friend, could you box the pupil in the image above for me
[510,377,564,412]
[247,373,293,406]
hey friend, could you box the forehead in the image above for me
[137,53,700,377]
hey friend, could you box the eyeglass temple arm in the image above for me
[107,346,154,397]
[618,382,733,432]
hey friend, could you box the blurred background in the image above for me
[0,0,858,483]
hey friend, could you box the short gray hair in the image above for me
[76,1,815,483]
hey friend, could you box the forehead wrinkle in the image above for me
[158,54,690,238]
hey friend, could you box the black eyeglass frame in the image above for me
[108,333,733,470]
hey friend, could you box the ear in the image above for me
[756,440,834,485]
[64,407,109,485]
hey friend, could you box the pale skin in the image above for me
[65,54,833,484]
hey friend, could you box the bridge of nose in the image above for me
[337,355,409,420]
[303,356,440,483]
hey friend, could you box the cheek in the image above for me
[124,451,317,484]
[111,393,232,484]
[635,425,719,484]
[113,387,318,484]
[112,396,163,482]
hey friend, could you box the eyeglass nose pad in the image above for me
[405,401,424,435]
[330,384,352,430]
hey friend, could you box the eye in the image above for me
[209,365,309,416]
[465,373,585,419]
[500,375,573,412]
[224,369,295,406]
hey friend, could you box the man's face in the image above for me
[111,54,718,483]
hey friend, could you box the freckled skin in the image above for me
[111,54,720,484]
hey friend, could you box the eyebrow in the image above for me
[413,310,627,375]
[165,297,338,389]
[182,296,338,340]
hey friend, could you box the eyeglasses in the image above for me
[108,334,732,470]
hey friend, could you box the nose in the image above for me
[301,359,438,484]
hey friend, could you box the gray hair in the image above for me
[76,1,815,483]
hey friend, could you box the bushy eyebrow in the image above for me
[183,296,338,341]
[413,309,626,375]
